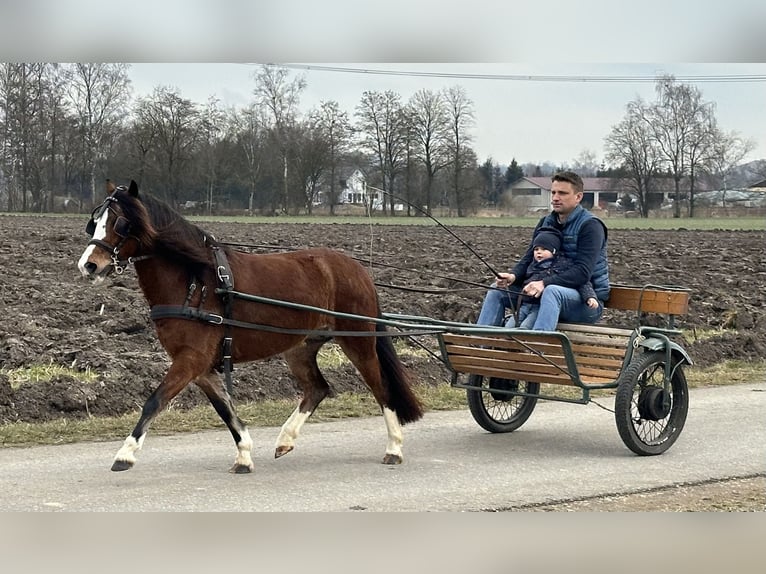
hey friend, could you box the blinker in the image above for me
[85,197,129,238]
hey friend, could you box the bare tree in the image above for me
[199,96,226,213]
[314,100,351,214]
[643,75,715,218]
[355,90,408,215]
[685,103,718,217]
[292,114,329,214]
[443,85,477,216]
[43,64,70,211]
[571,149,600,177]
[604,99,663,217]
[65,63,130,206]
[0,63,50,211]
[252,65,306,213]
[408,88,450,214]
[230,103,269,214]
[132,87,200,205]
[707,129,757,206]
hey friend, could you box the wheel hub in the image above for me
[637,386,671,420]
[488,378,519,401]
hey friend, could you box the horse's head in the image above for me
[77,179,156,282]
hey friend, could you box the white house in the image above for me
[338,169,371,205]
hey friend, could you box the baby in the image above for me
[506,228,598,329]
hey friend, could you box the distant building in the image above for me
[505,177,620,211]
[314,167,384,210]
[505,176,714,212]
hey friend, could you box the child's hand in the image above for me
[587,298,598,309]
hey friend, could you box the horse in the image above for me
[77,180,423,473]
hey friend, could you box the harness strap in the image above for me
[149,305,440,338]
[210,245,235,395]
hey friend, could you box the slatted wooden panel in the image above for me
[442,328,630,386]
[606,285,690,315]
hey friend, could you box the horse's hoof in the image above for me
[382,454,403,465]
[111,460,134,472]
[274,445,294,459]
[229,463,253,474]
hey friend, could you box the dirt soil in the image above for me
[1,214,764,511]
[1,214,764,424]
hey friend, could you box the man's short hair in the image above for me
[552,170,584,194]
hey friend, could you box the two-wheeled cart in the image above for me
[389,284,692,455]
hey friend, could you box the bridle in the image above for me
[85,192,151,274]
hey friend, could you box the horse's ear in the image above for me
[106,179,116,193]
[128,180,139,197]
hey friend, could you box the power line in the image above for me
[261,63,766,83]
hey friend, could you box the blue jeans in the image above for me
[476,286,519,326]
[504,303,538,329]
[477,284,602,330]
[532,285,603,330]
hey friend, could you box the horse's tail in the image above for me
[375,322,424,425]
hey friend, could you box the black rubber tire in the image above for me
[466,374,539,433]
[615,351,689,456]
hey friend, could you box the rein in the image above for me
[219,241,492,295]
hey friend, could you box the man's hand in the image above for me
[495,272,515,288]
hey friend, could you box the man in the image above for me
[476,170,609,331]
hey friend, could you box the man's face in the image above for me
[550,180,582,216]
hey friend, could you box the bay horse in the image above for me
[77,180,423,473]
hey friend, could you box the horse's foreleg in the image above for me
[111,358,201,472]
[275,341,331,459]
[195,373,253,474]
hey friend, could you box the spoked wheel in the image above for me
[615,351,689,455]
[466,374,539,433]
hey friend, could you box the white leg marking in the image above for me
[234,428,254,470]
[275,407,312,452]
[114,433,145,466]
[382,407,404,460]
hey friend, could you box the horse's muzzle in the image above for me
[78,259,113,283]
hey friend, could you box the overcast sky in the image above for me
[2,1,764,167]
[127,63,766,168]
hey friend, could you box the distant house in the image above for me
[747,178,766,192]
[505,177,620,211]
[315,168,384,210]
[338,169,372,205]
[505,176,714,212]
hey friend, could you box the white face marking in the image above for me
[77,206,110,277]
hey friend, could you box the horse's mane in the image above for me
[113,187,220,279]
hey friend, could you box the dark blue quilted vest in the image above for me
[542,205,610,300]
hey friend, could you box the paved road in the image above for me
[1,382,764,511]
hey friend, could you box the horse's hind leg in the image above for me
[112,353,204,471]
[339,328,424,465]
[194,372,253,474]
[274,337,332,459]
